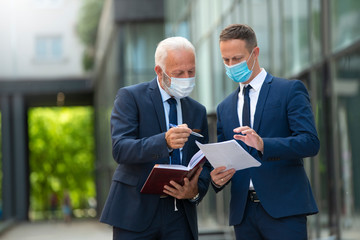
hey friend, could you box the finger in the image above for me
[168,180,182,190]
[190,167,203,183]
[163,184,177,194]
[218,170,235,185]
[211,167,226,180]
[177,123,188,128]
[213,168,235,181]
[213,166,227,174]
[183,178,190,186]
[163,189,176,198]
[172,127,191,134]
[224,168,236,175]
[234,134,245,141]
[172,141,187,149]
[224,169,236,180]
[241,129,255,135]
[233,126,249,133]
[219,177,226,185]
[170,134,190,145]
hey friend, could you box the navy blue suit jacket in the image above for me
[216,73,320,226]
[100,78,211,239]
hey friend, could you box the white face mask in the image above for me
[162,70,195,98]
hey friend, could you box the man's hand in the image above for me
[165,124,191,149]
[163,167,202,199]
[233,126,264,152]
[210,166,236,187]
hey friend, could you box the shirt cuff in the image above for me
[189,193,200,203]
[211,179,222,188]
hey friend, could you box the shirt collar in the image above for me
[240,68,267,94]
[157,76,173,103]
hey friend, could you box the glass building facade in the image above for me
[93,0,360,239]
[163,0,360,239]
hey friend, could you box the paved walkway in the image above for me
[0,220,112,240]
[2,219,359,240]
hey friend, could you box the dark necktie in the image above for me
[242,85,252,127]
[167,98,181,165]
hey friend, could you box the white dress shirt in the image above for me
[157,77,183,163]
[237,68,267,189]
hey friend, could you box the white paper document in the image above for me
[196,140,261,171]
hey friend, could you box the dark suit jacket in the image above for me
[216,73,320,226]
[100,78,211,239]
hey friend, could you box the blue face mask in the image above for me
[224,49,255,83]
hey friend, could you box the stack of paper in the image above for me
[196,140,261,171]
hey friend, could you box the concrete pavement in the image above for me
[0,219,235,240]
[0,220,112,240]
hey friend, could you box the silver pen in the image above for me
[169,124,204,138]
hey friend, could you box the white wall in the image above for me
[0,0,85,79]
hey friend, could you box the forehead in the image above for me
[219,39,249,57]
[165,48,195,71]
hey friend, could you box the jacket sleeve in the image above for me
[111,88,169,165]
[262,80,320,161]
[196,106,212,203]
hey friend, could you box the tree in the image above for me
[76,0,104,71]
[28,107,95,220]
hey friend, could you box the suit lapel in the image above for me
[253,73,273,133]
[230,87,240,130]
[149,78,167,133]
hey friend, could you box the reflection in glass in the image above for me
[249,0,270,70]
[283,0,309,76]
[123,23,164,86]
[334,50,360,239]
[307,70,331,239]
[310,0,322,64]
[331,0,360,52]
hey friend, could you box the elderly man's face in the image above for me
[163,49,195,79]
[155,48,196,93]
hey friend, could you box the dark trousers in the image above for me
[234,195,308,240]
[113,197,193,240]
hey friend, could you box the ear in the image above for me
[155,65,163,77]
[253,46,260,59]
[155,65,165,89]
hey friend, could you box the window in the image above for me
[35,36,63,61]
[331,0,360,52]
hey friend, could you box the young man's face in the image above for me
[220,39,253,67]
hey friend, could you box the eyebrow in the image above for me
[223,55,244,60]
[172,68,195,73]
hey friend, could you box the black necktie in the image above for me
[167,98,181,165]
[242,85,252,127]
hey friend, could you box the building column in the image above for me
[12,94,29,220]
[1,95,14,220]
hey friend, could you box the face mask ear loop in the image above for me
[248,49,256,71]
[162,69,171,82]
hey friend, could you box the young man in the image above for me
[211,24,320,240]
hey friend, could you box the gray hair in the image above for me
[155,37,195,70]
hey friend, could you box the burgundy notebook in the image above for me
[140,150,206,195]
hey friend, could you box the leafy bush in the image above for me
[28,107,95,219]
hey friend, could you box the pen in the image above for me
[169,124,204,138]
